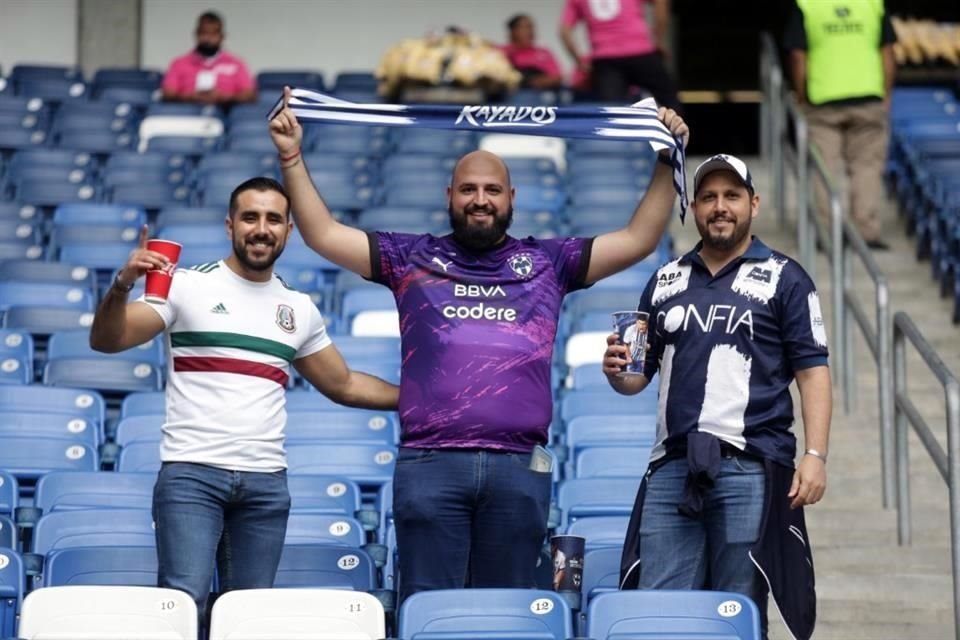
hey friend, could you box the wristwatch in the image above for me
[113,274,135,293]
[804,448,828,464]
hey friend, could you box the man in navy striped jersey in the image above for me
[603,154,831,639]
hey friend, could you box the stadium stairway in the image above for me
[665,157,959,639]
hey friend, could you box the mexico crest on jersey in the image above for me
[276,304,296,333]
[508,253,534,278]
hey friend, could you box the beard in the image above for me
[232,234,285,272]
[448,203,513,252]
[696,212,751,252]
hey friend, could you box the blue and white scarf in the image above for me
[268,88,688,215]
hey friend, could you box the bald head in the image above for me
[451,150,512,190]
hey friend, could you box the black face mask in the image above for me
[195,43,220,58]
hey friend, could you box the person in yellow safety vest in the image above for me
[785,0,897,251]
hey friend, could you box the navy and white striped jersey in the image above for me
[638,237,829,466]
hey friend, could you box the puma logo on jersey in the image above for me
[431,257,452,273]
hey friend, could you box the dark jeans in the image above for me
[152,462,290,631]
[592,52,681,112]
[393,448,552,603]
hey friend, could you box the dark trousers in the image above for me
[592,52,681,112]
[392,448,552,604]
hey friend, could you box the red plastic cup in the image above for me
[144,239,182,303]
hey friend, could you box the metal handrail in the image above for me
[893,311,960,637]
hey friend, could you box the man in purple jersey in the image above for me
[269,87,688,602]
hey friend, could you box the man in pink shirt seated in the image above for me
[162,11,256,105]
[560,0,679,110]
[500,14,563,91]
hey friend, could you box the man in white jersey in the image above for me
[90,177,399,630]
[602,155,831,639]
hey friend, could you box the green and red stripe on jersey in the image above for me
[170,331,295,386]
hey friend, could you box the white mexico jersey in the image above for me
[142,260,331,471]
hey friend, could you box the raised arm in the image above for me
[269,87,374,277]
[295,345,399,410]
[89,225,168,353]
[585,107,689,284]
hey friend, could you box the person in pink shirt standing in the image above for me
[162,11,256,106]
[500,14,563,91]
[560,0,679,110]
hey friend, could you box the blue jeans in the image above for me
[638,454,768,632]
[152,462,290,630]
[393,448,552,603]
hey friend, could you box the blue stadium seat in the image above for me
[31,508,156,556]
[257,71,325,93]
[0,282,93,313]
[283,513,365,547]
[560,390,657,423]
[570,186,645,208]
[120,391,164,418]
[340,288,397,327]
[564,415,657,459]
[0,471,17,516]
[44,358,162,394]
[333,72,378,93]
[392,129,476,155]
[563,516,630,551]
[145,103,222,118]
[585,590,762,640]
[301,152,376,173]
[398,589,573,640]
[0,219,41,244]
[0,436,98,481]
[285,442,396,492]
[288,475,363,518]
[157,206,225,227]
[0,412,100,448]
[580,547,622,610]
[57,130,133,153]
[34,471,154,512]
[0,123,47,151]
[52,110,134,136]
[286,411,399,445]
[157,222,225,246]
[43,545,158,587]
[54,203,146,226]
[2,306,95,334]
[0,328,33,384]
[104,151,190,173]
[0,549,23,638]
[382,187,446,209]
[95,86,156,104]
[178,244,230,267]
[0,241,45,261]
[574,446,651,479]
[16,180,97,208]
[111,183,192,209]
[195,152,275,180]
[91,68,162,94]
[115,441,160,472]
[51,224,141,252]
[556,478,639,526]
[0,514,15,549]
[114,415,162,447]
[47,330,164,367]
[6,164,92,189]
[0,202,41,221]
[331,336,401,363]
[567,154,652,175]
[566,138,653,156]
[59,243,140,271]
[356,207,446,232]
[273,544,376,590]
[381,154,456,175]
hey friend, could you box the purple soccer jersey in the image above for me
[370,232,593,451]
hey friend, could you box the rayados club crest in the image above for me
[276,304,296,333]
[508,253,534,278]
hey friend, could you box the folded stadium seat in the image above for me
[0,240,45,263]
[137,114,224,154]
[0,94,49,115]
[50,223,141,255]
[273,544,377,590]
[569,186,646,210]
[332,336,401,364]
[0,412,99,449]
[286,410,399,445]
[52,107,136,137]
[18,585,196,640]
[33,471,154,515]
[577,547,622,629]
[102,165,188,192]
[573,446,651,479]
[98,86,156,104]
[301,151,376,174]
[512,167,562,189]
[257,70,325,93]
[381,154,457,175]
[0,436,98,484]
[568,169,652,191]
[16,179,97,208]
[105,149,190,173]
[556,478,639,527]
[29,509,157,566]
[563,330,608,370]
[285,442,395,495]
[5,162,92,194]
[341,289,399,337]
[157,222,225,247]
[14,77,87,103]
[392,129,476,156]
[480,133,566,172]
[196,151,276,180]
[286,475,363,519]
[10,145,95,172]
[0,124,47,151]
[59,242,138,273]
[560,389,657,425]
[145,102,222,118]
[566,137,654,157]
[0,202,40,222]
[513,186,568,217]
[0,548,23,639]
[2,306,94,334]
[44,357,162,395]
[564,414,657,457]
[567,153,653,175]
[356,206,445,232]
[48,329,164,367]
[0,514,15,548]
[113,414,163,447]
[115,440,160,473]
[0,385,103,430]
[381,187,446,210]
[177,244,230,268]
[0,218,40,244]
[210,588,385,640]
[225,129,284,154]
[0,281,94,313]
[0,471,17,517]
[398,589,574,640]
[562,516,630,551]
[282,513,366,547]
[331,89,381,103]
[333,72,378,94]
[585,590,762,640]
[54,202,146,226]
[156,205,225,227]
[379,166,448,190]
[57,130,135,154]
[41,545,157,587]
[91,68,162,95]
[111,182,192,210]
[305,131,388,156]
[272,263,328,308]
